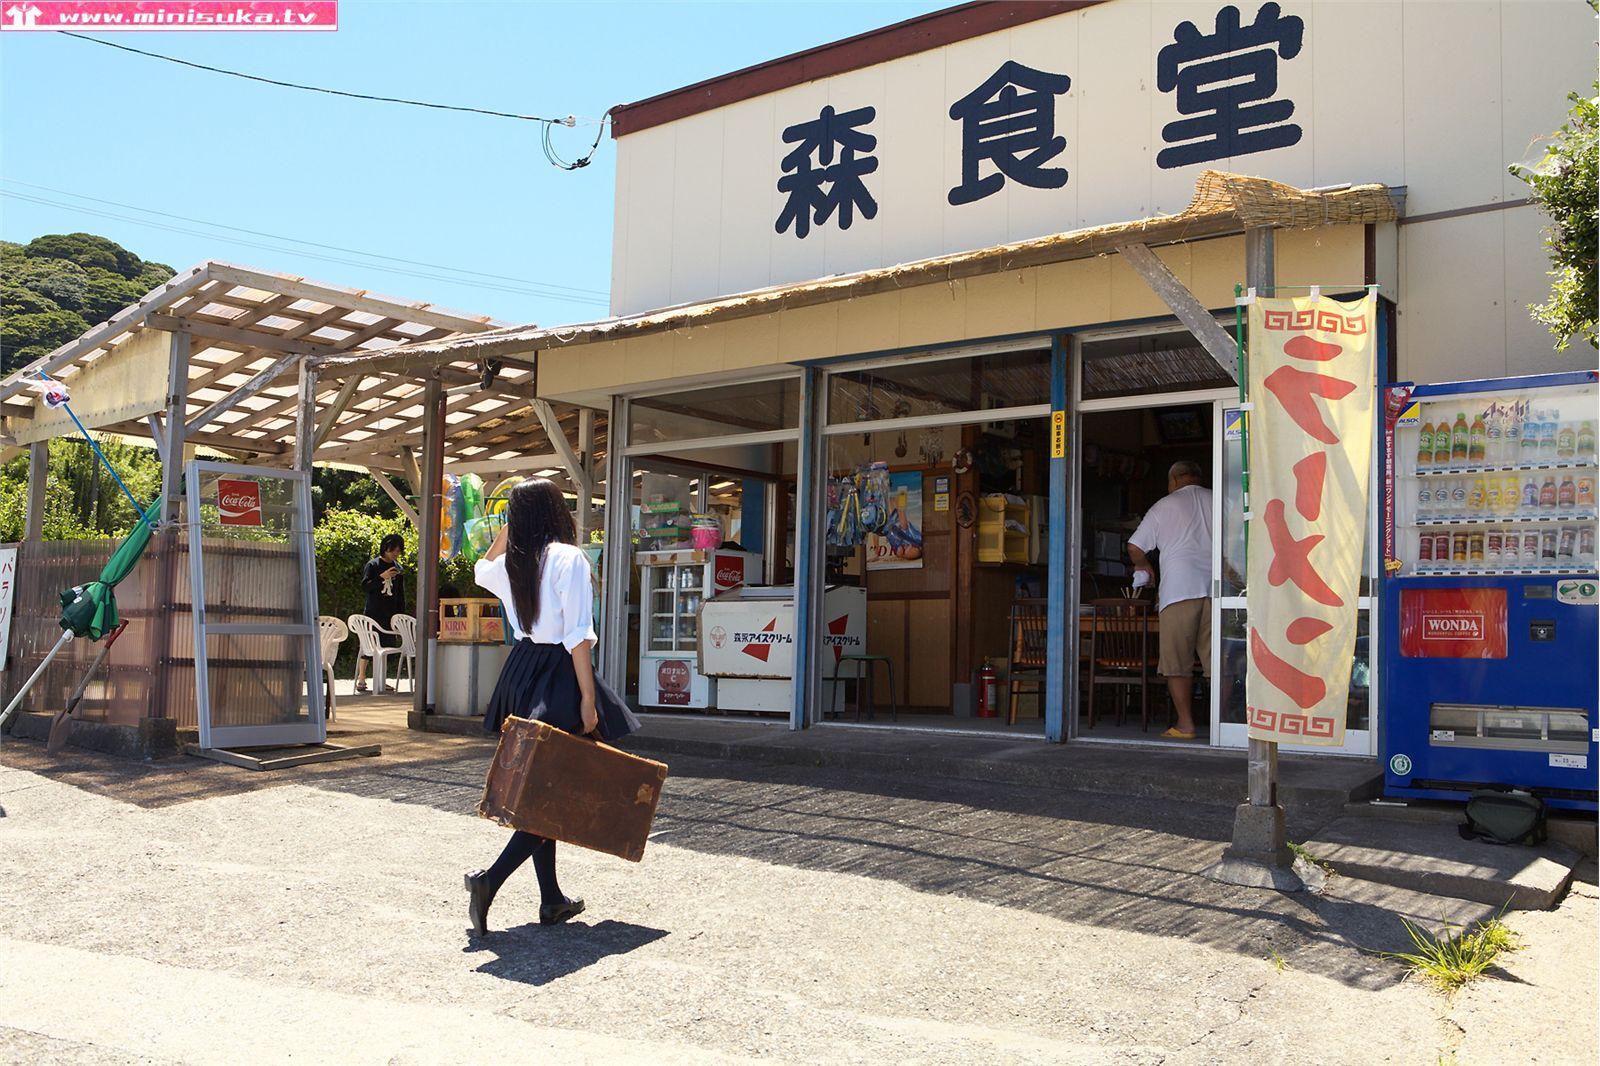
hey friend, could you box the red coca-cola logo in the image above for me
[656,660,691,705]
[217,478,262,526]
[713,557,742,589]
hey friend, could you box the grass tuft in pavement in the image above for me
[1386,915,1523,994]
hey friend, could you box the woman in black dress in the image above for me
[464,478,637,934]
[355,533,406,693]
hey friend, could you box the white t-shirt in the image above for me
[1128,484,1214,611]
[473,543,597,651]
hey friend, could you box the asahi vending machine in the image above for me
[1382,370,1598,810]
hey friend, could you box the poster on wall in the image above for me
[867,471,924,570]
[1244,292,1377,747]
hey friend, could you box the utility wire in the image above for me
[59,31,613,170]
[1,178,609,299]
[1,189,612,307]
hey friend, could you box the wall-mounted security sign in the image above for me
[1557,580,1598,606]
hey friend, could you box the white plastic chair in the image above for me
[317,616,348,722]
[347,614,400,693]
[389,614,418,693]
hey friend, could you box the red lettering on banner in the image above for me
[1250,627,1327,709]
[1292,451,1326,521]
[1286,617,1333,645]
[1284,336,1342,362]
[1262,366,1357,444]
[1263,499,1344,607]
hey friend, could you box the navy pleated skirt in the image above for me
[483,640,640,743]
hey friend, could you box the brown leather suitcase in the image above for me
[478,716,668,862]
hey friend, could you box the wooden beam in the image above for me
[368,467,420,527]
[0,265,214,402]
[314,373,366,450]
[146,414,168,465]
[158,330,190,525]
[443,453,565,477]
[206,263,499,334]
[146,314,326,358]
[533,399,585,481]
[400,446,422,493]
[184,352,302,436]
[1114,242,1238,379]
[294,359,318,472]
[23,442,47,541]
[414,375,446,723]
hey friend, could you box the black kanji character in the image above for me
[948,60,1072,206]
[1156,2,1305,170]
[775,105,879,239]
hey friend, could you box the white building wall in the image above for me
[610,0,1598,378]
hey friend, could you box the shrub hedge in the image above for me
[314,508,491,673]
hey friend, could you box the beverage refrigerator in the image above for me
[1381,370,1598,810]
[636,549,761,709]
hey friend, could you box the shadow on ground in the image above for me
[463,919,670,986]
[1,718,1487,991]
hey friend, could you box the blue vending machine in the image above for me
[1382,370,1598,811]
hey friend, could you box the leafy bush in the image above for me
[312,507,491,671]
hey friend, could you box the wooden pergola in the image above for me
[0,261,608,533]
[2,262,609,728]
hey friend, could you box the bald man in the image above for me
[1127,461,1213,739]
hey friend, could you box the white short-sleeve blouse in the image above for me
[473,543,597,651]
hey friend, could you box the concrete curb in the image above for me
[6,712,180,761]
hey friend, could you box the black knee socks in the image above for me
[485,830,565,905]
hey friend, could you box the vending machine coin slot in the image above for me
[1529,620,1556,642]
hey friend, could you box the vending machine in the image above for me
[1382,370,1598,810]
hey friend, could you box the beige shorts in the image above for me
[1158,598,1211,678]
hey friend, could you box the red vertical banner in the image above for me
[1245,294,1377,745]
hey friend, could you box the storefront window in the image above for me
[827,347,1050,425]
[629,376,801,447]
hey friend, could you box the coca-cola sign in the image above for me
[217,478,262,526]
[713,554,745,591]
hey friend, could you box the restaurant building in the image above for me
[388,0,1597,758]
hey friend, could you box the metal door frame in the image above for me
[187,459,325,749]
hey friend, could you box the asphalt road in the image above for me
[1,735,1594,1065]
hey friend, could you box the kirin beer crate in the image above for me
[479,717,668,863]
[439,598,505,643]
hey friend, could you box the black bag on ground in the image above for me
[1459,788,1546,845]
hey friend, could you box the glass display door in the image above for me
[1211,403,1376,755]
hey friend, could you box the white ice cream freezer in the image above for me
[699,585,866,714]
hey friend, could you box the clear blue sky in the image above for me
[0,0,949,326]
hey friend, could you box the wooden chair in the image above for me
[1086,598,1158,730]
[1006,598,1049,725]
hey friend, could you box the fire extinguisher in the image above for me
[977,659,999,718]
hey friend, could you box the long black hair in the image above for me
[503,477,577,634]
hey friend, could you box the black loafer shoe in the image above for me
[539,897,585,926]
[465,870,496,936]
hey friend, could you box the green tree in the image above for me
[1511,87,1599,351]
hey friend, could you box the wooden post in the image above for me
[150,329,190,722]
[159,330,190,526]
[577,407,596,542]
[411,374,445,728]
[599,394,630,687]
[293,358,317,474]
[22,442,47,542]
[1244,225,1277,810]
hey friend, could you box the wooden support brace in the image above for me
[314,373,365,450]
[1115,242,1239,380]
[369,468,421,527]
[185,352,301,436]
[532,400,585,486]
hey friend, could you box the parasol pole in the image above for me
[0,630,74,730]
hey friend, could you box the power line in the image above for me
[59,31,613,170]
[1,178,610,299]
[1,189,612,307]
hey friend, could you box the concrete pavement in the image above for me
[1,711,1595,1065]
